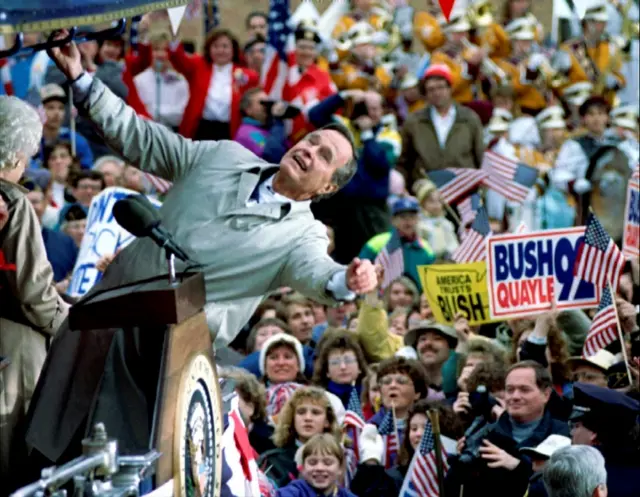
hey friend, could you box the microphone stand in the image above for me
[166,249,177,286]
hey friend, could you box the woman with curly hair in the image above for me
[312,331,369,409]
[259,387,342,489]
[350,399,463,497]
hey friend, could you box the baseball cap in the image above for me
[40,84,66,105]
[392,196,420,216]
[423,64,453,86]
[520,435,571,459]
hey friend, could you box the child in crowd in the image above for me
[415,180,459,260]
[276,434,356,497]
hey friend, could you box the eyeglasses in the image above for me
[328,356,357,367]
[380,375,411,386]
[571,372,606,383]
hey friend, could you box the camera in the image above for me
[468,385,499,420]
[456,386,500,466]
[260,100,302,119]
[351,101,369,122]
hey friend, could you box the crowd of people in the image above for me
[1,0,640,496]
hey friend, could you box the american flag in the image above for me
[375,230,405,290]
[583,286,619,357]
[451,207,491,263]
[574,213,625,292]
[481,150,538,203]
[427,169,487,205]
[398,420,449,497]
[0,36,14,96]
[457,193,481,227]
[203,0,220,34]
[142,172,173,195]
[344,387,365,429]
[262,0,295,99]
[378,410,399,469]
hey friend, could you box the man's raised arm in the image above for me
[48,31,211,182]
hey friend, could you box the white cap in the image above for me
[520,435,572,459]
[536,106,566,130]
[562,82,594,106]
[346,21,375,46]
[399,73,419,90]
[442,11,471,33]
[567,349,617,373]
[487,108,513,133]
[259,333,305,376]
[583,0,609,22]
[505,17,536,41]
[610,104,639,132]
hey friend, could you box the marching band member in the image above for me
[536,106,569,167]
[497,17,547,117]
[499,0,544,43]
[561,0,626,106]
[330,22,392,93]
[332,0,390,60]
[610,104,640,166]
[394,73,425,125]
[561,82,594,133]
[484,107,513,146]
[412,7,446,53]
[467,0,511,60]
[430,12,483,104]
[551,95,611,197]
[282,22,337,143]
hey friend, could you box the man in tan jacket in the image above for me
[396,64,485,189]
[0,96,69,495]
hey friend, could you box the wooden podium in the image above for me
[69,272,223,496]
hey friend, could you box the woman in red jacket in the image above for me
[170,28,259,140]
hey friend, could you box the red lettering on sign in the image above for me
[624,224,639,255]
[495,276,554,309]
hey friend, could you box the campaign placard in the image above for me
[622,170,639,260]
[418,262,496,326]
[487,227,599,319]
[67,187,161,298]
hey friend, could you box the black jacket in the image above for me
[445,409,569,497]
[350,463,408,497]
[258,444,298,489]
[599,446,640,497]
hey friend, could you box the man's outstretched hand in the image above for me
[346,258,378,294]
[47,30,84,81]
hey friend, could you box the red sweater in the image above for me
[123,45,153,119]
[169,44,259,138]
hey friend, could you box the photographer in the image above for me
[308,89,401,264]
[445,361,569,497]
[233,88,293,163]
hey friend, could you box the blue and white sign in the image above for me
[67,187,161,298]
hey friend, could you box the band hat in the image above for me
[583,1,609,22]
[610,104,639,131]
[259,333,305,377]
[536,106,566,129]
[442,11,472,33]
[505,17,536,41]
[295,19,322,44]
[345,21,376,46]
[399,73,419,90]
[567,349,617,374]
[487,108,513,133]
[520,435,571,459]
[40,84,66,105]
[562,81,594,106]
[404,320,458,349]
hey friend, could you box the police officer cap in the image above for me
[570,382,640,431]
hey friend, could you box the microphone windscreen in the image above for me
[128,194,161,221]
[113,196,159,237]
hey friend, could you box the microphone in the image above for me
[113,196,191,262]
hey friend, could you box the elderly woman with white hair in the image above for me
[0,96,69,492]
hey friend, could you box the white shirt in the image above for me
[51,181,65,208]
[202,63,232,122]
[430,105,456,148]
[134,67,189,128]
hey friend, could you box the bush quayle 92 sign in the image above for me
[67,187,162,298]
[486,227,598,319]
[622,169,639,260]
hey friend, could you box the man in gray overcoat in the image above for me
[23,32,379,471]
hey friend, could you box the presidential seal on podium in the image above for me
[174,352,223,497]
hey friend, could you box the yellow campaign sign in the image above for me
[417,262,495,326]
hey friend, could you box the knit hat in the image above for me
[259,333,305,376]
[423,64,453,86]
[416,179,438,204]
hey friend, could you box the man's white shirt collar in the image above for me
[248,173,311,207]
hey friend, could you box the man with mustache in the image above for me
[22,31,379,473]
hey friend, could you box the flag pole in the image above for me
[609,280,633,386]
[391,402,400,453]
[444,202,462,227]
[429,409,447,497]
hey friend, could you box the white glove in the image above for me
[527,53,547,71]
[573,178,592,194]
[359,424,385,464]
[371,30,390,46]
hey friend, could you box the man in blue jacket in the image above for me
[308,89,402,264]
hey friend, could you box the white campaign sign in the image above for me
[67,187,161,298]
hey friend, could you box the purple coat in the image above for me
[276,479,356,497]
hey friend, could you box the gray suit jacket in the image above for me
[24,77,344,464]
